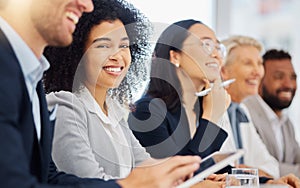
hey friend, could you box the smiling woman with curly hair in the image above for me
[43,0,152,180]
[44,0,152,105]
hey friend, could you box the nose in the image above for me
[211,47,223,63]
[109,50,123,62]
[77,0,94,13]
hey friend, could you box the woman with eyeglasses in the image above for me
[128,19,230,160]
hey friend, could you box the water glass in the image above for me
[226,168,259,187]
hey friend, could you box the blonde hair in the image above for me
[221,35,263,66]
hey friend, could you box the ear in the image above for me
[169,50,181,67]
[221,66,229,80]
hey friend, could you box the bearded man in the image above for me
[243,49,300,177]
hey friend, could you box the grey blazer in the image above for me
[47,89,150,180]
[243,95,300,177]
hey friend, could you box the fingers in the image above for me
[285,173,300,188]
[206,173,227,181]
[206,174,217,180]
[215,173,227,181]
[173,178,184,187]
[167,156,200,184]
[225,91,231,109]
[193,180,225,188]
[235,164,249,168]
[268,177,294,188]
[163,156,201,173]
[213,77,222,87]
[203,78,210,89]
[187,172,194,179]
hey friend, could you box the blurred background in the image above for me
[126,0,300,143]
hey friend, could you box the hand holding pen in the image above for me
[195,79,236,97]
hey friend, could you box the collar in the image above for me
[257,95,288,125]
[75,86,125,128]
[0,16,49,88]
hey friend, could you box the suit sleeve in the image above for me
[128,98,184,158]
[128,97,227,159]
[279,122,300,177]
[183,118,228,158]
[125,125,151,166]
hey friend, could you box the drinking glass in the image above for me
[226,168,259,187]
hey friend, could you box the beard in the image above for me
[261,84,295,111]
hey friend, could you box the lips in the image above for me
[246,79,260,86]
[205,62,219,68]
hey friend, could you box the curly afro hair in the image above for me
[43,0,152,106]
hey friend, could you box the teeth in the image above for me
[206,63,218,68]
[247,80,259,85]
[66,12,79,24]
[279,91,292,98]
[104,67,122,72]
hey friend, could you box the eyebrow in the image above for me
[200,36,220,44]
[92,37,129,44]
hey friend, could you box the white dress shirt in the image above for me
[219,103,280,178]
[257,96,288,162]
[87,88,132,178]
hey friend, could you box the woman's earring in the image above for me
[175,63,180,68]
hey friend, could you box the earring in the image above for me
[175,63,180,68]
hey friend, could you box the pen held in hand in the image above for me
[195,79,236,97]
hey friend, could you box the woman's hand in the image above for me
[191,179,225,188]
[202,78,231,124]
[267,174,300,188]
[206,173,228,182]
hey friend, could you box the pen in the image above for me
[195,78,236,97]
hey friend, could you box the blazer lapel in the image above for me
[282,119,294,162]
[36,81,51,182]
[245,96,281,160]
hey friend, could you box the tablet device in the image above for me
[176,149,245,188]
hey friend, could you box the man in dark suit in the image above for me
[0,0,201,187]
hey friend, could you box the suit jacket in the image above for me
[219,104,280,178]
[47,89,150,179]
[243,95,300,177]
[0,29,119,187]
[128,94,228,159]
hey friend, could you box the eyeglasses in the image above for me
[184,38,227,59]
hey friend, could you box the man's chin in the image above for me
[48,36,73,48]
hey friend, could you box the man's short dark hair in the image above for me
[262,49,291,65]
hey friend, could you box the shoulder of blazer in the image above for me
[0,29,26,85]
[0,29,15,55]
[0,29,29,118]
[243,96,266,124]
